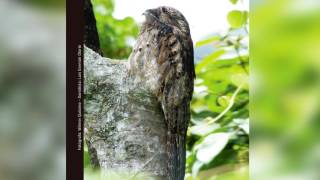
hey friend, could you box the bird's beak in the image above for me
[143,9,156,17]
[142,9,158,23]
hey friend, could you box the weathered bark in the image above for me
[84,46,168,179]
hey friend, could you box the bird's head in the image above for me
[142,6,190,35]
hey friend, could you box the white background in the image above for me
[113,0,249,42]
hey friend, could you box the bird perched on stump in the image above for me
[129,6,195,180]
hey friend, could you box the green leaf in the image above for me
[227,10,248,28]
[196,36,220,47]
[233,118,250,134]
[194,133,230,163]
[84,145,91,167]
[192,161,204,177]
[196,49,226,74]
[231,73,249,89]
[190,122,220,136]
[218,95,231,107]
[229,0,239,4]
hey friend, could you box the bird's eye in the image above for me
[161,7,167,13]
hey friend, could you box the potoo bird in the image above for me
[129,6,195,180]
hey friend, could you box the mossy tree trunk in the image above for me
[84,47,168,179]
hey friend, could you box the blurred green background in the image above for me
[251,0,320,179]
[91,0,139,59]
[85,0,249,179]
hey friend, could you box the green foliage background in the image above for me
[251,1,320,179]
[85,0,249,179]
[92,0,139,59]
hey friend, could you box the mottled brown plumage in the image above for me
[130,6,195,180]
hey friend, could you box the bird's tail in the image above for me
[167,132,178,180]
[166,105,188,180]
[166,130,187,180]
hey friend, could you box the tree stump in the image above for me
[84,46,168,179]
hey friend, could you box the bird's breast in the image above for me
[128,30,163,94]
